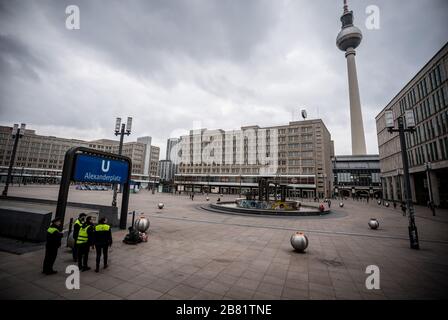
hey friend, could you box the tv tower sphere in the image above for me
[336,25,362,52]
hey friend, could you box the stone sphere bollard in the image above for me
[158,203,164,209]
[339,202,344,208]
[290,232,309,252]
[385,202,389,207]
[206,197,209,201]
[368,218,379,230]
[377,200,381,205]
[134,217,150,232]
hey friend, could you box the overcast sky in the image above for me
[0,0,447,158]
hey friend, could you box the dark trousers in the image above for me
[95,244,109,268]
[72,244,78,261]
[43,246,58,273]
[77,243,90,269]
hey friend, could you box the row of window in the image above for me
[408,137,448,166]
[399,64,444,112]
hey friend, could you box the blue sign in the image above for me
[73,154,129,184]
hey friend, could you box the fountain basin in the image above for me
[209,201,330,217]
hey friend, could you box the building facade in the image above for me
[332,155,381,199]
[0,126,160,187]
[158,160,175,182]
[149,145,160,185]
[173,119,333,199]
[376,43,448,207]
[166,138,179,161]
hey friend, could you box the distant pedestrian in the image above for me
[72,213,87,262]
[328,199,331,208]
[191,193,194,201]
[94,217,112,273]
[42,217,63,275]
[77,216,94,272]
[401,202,406,216]
[428,201,436,216]
[393,201,397,209]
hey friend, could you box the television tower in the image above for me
[336,0,367,155]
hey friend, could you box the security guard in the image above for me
[72,213,87,262]
[42,217,63,275]
[77,216,94,272]
[94,217,113,273]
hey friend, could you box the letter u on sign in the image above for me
[101,160,110,173]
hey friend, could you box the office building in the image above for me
[332,155,381,199]
[173,119,334,198]
[375,43,448,207]
[0,126,160,187]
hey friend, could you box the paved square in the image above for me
[0,186,447,300]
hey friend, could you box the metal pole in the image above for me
[425,163,435,216]
[19,166,24,187]
[398,117,419,249]
[112,123,126,207]
[239,174,241,197]
[67,218,73,247]
[2,128,21,197]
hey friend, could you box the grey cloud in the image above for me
[0,0,447,157]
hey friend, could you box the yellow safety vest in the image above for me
[47,227,60,234]
[74,219,82,227]
[76,225,91,244]
[95,224,111,232]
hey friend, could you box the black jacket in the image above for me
[46,224,63,248]
[73,219,82,241]
[93,224,113,246]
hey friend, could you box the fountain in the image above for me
[206,178,330,217]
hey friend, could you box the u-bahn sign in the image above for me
[56,147,132,229]
[73,154,129,184]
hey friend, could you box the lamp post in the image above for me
[2,123,26,197]
[425,162,436,216]
[112,117,132,207]
[385,110,419,249]
[208,174,210,195]
[19,166,25,187]
[323,173,327,199]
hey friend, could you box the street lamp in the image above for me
[2,123,26,196]
[239,174,242,197]
[425,162,436,216]
[385,109,419,249]
[112,117,132,207]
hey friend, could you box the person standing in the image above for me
[94,217,112,273]
[401,202,407,216]
[42,218,63,275]
[77,216,94,272]
[72,213,86,262]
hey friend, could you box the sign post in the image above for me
[55,147,132,230]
